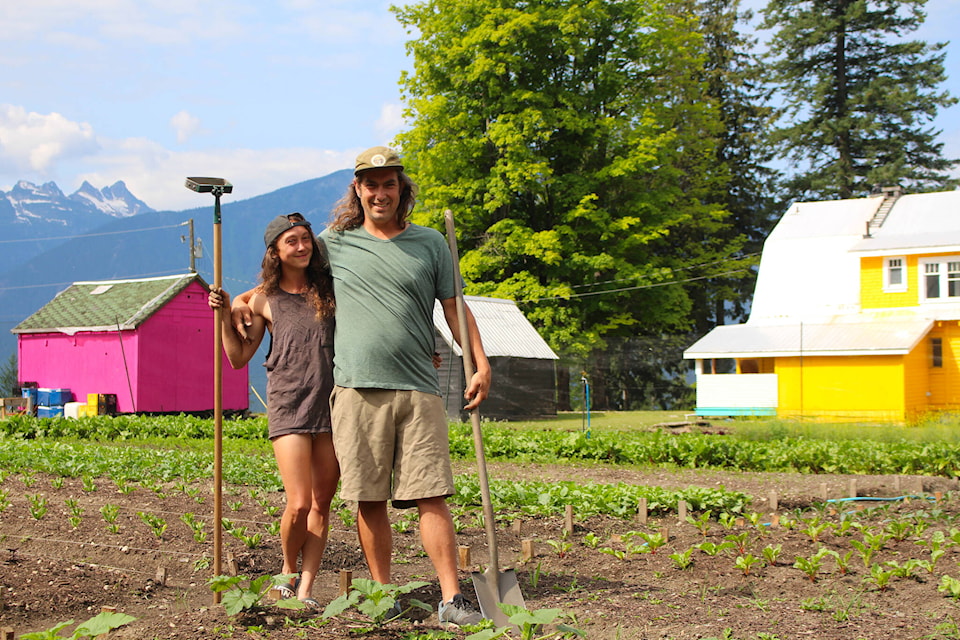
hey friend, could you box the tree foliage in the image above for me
[762,0,958,200]
[394,0,739,361]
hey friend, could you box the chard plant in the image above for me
[850,539,876,568]
[724,532,750,555]
[264,520,281,536]
[0,489,10,513]
[669,548,694,570]
[734,554,760,576]
[50,476,64,489]
[111,476,135,495]
[938,575,960,600]
[717,512,737,530]
[100,504,120,534]
[80,475,96,492]
[761,544,782,567]
[138,511,168,539]
[582,532,600,549]
[633,531,668,554]
[687,511,712,537]
[28,493,48,520]
[546,539,572,558]
[599,547,625,561]
[20,472,37,488]
[884,519,912,541]
[800,519,829,543]
[793,547,832,583]
[181,513,208,543]
[696,540,735,557]
[864,563,894,591]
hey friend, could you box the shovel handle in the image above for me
[444,210,500,588]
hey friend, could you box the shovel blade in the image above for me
[471,568,525,628]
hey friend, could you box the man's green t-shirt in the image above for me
[321,224,456,395]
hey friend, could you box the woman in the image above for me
[209,212,337,609]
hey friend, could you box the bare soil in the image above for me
[2,460,960,640]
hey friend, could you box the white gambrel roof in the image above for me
[685,189,960,360]
[433,295,558,360]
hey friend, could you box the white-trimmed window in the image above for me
[919,256,960,302]
[883,256,907,292]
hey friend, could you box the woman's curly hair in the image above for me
[259,213,335,319]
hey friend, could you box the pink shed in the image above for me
[12,273,248,414]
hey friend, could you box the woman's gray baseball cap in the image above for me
[264,214,311,248]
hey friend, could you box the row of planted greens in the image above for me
[2,414,959,477]
[0,439,748,518]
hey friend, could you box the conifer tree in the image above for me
[762,0,957,200]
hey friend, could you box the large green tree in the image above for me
[393,0,734,367]
[762,0,957,200]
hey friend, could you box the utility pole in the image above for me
[180,219,199,273]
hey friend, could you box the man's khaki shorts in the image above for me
[330,386,454,508]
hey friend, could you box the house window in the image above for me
[932,337,943,368]
[884,257,906,292]
[919,257,960,302]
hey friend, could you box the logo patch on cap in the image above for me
[371,154,386,167]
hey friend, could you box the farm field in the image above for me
[2,413,960,639]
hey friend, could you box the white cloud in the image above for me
[76,141,357,212]
[170,110,203,144]
[375,103,406,139]
[0,105,99,174]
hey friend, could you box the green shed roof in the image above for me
[12,273,207,335]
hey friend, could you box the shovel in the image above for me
[444,210,525,628]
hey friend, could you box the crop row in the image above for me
[4,414,958,477]
[0,439,749,518]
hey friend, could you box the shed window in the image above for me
[932,337,943,368]
[884,257,906,292]
[920,257,960,302]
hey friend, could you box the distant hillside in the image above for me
[1,169,353,405]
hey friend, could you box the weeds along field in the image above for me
[2,412,960,640]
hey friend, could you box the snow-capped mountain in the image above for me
[3,179,153,224]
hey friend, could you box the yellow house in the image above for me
[684,188,960,422]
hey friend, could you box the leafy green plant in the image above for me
[598,547,625,561]
[864,563,894,591]
[687,511,713,537]
[669,548,694,570]
[696,541,735,557]
[264,520,281,536]
[724,531,750,555]
[545,539,572,559]
[761,544,782,567]
[181,512,208,543]
[208,573,304,616]
[938,575,960,600]
[0,489,9,513]
[138,511,167,539]
[100,503,120,534]
[28,493,48,520]
[321,578,431,629]
[734,554,760,576]
[50,476,64,489]
[20,610,135,640]
[80,475,96,492]
[793,547,832,583]
[466,603,585,640]
[582,532,600,549]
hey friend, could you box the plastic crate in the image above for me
[37,406,64,418]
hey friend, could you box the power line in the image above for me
[521,269,749,302]
[0,222,187,244]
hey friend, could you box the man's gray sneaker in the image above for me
[438,593,483,626]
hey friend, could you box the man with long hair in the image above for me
[234,147,490,626]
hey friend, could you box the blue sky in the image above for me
[1,0,957,212]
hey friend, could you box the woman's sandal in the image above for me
[275,582,296,600]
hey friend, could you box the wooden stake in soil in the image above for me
[660,526,669,542]
[0,626,13,640]
[819,482,829,501]
[339,570,353,596]
[522,539,536,563]
[637,498,648,525]
[226,552,239,577]
[770,513,780,528]
[768,490,778,513]
[564,504,574,535]
[155,566,167,587]
[511,519,522,536]
[894,475,902,494]
[848,479,857,499]
[101,606,117,614]
[458,545,471,570]
[677,500,687,525]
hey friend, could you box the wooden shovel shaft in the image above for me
[443,210,500,592]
